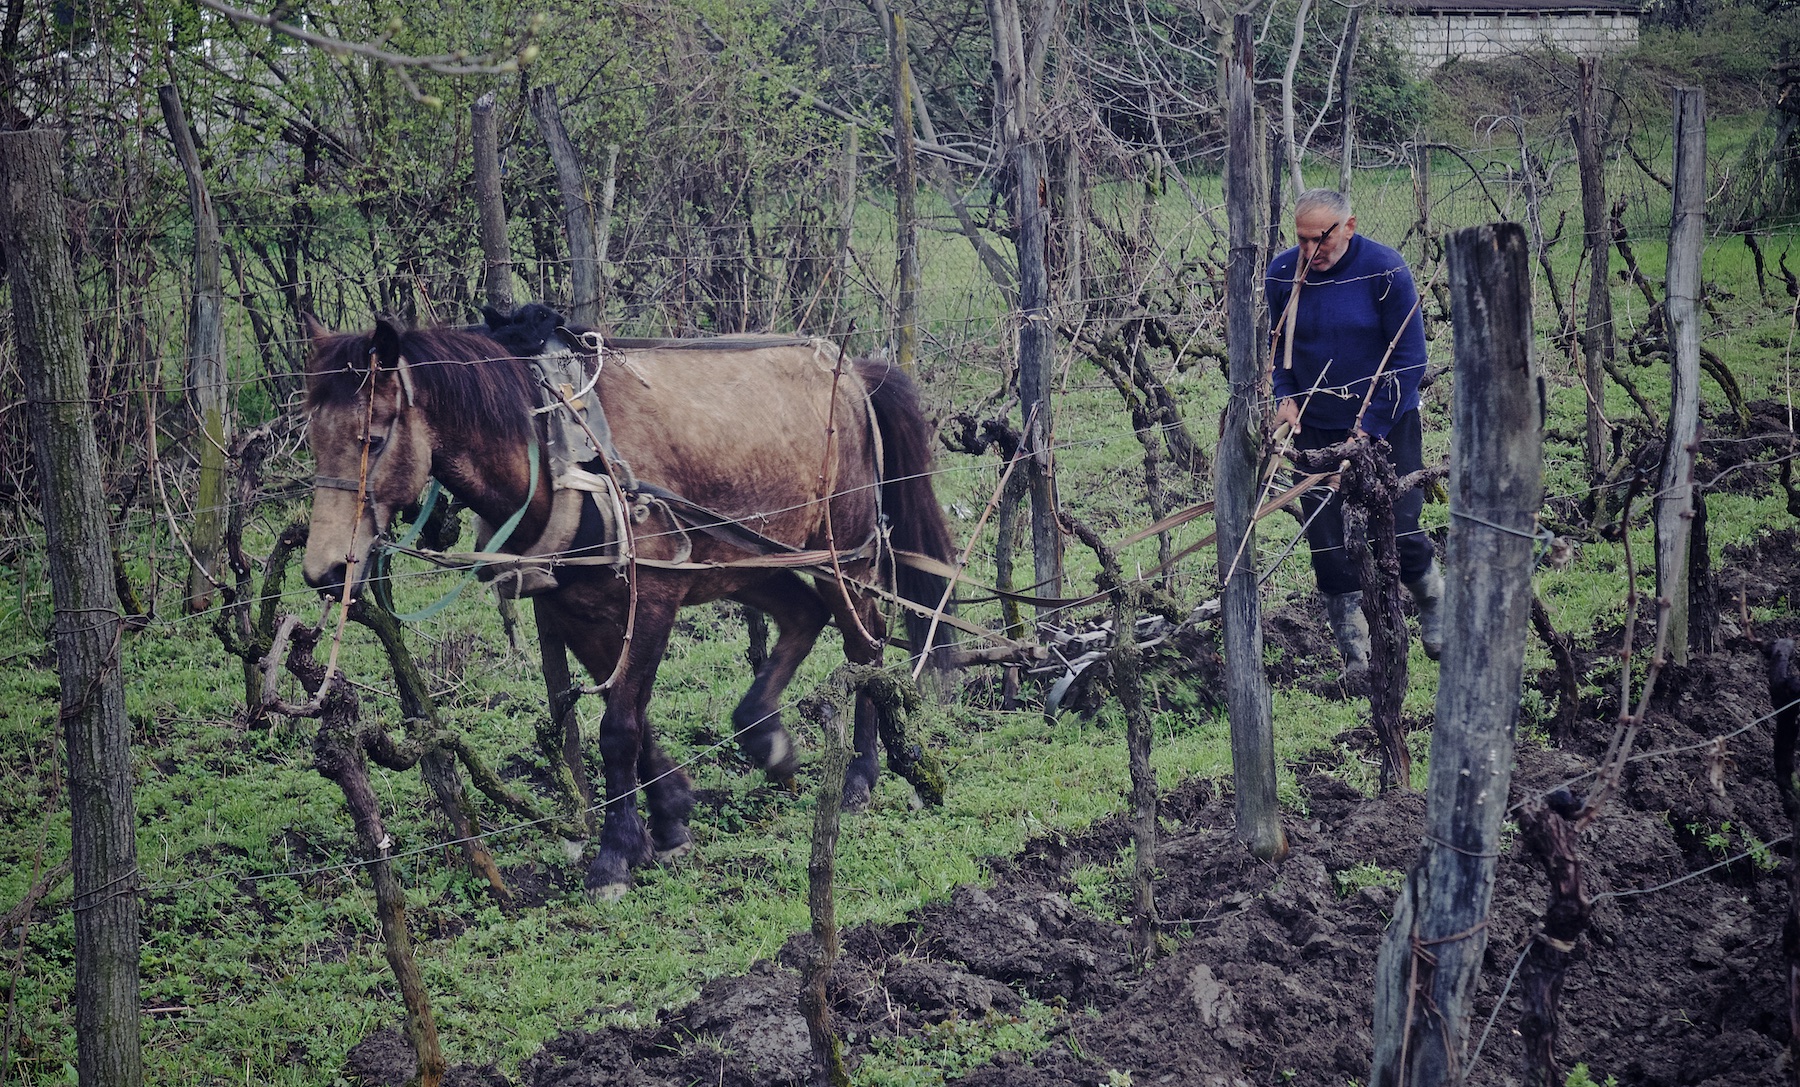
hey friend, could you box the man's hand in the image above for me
[1275,397,1301,432]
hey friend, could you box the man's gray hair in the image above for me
[1295,188,1352,219]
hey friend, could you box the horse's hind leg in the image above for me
[727,573,830,785]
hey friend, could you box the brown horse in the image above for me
[300,312,953,897]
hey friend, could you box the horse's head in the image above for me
[301,315,435,598]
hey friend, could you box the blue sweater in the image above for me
[1265,233,1427,439]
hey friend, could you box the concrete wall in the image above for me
[1382,11,1639,69]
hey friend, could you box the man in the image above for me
[1265,187,1443,679]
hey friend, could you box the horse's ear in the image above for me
[302,313,332,342]
[482,304,511,329]
[372,315,406,370]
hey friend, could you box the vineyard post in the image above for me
[1,127,144,1087]
[1572,57,1612,484]
[1371,223,1542,1086]
[1220,12,1287,862]
[987,0,1064,605]
[471,91,515,311]
[158,83,230,615]
[1657,87,1706,665]
[876,0,920,372]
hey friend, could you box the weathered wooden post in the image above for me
[1657,87,1706,665]
[1219,12,1287,862]
[876,0,920,370]
[1571,58,1613,484]
[529,83,603,326]
[2,127,144,1087]
[799,692,853,1087]
[471,91,515,311]
[1371,223,1542,1086]
[159,84,230,614]
[988,0,1063,605]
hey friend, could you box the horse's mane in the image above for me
[305,325,537,445]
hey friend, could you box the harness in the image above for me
[402,333,885,606]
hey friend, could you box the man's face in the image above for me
[1295,207,1355,273]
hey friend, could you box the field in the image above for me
[6,18,1800,1087]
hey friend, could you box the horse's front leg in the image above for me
[564,592,684,899]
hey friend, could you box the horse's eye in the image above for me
[366,434,386,452]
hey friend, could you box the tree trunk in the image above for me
[1338,5,1363,194]
[1573,58,1613,484]
[159,85,230,615]
[596,142,620,313]
[987,0,1063,604]
[530,84,603,326]
[1,127,144,1087]
[1371,223,1542,1086]
[1658,88,1706,665]
[1281,0,1315,195]
[472,91,515,310]
[1219,14,1288,863]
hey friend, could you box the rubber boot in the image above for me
[1405,562,1446,661]
[1324,591,1371,680]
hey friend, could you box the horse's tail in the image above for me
[854,357,955,662]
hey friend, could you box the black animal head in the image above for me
[480,302,571,356]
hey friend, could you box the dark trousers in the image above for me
[1295,409,1436,596]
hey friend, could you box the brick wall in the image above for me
[1381,11,1639,70]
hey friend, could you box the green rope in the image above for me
[377,437,540,623]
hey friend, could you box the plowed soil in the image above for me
[349,523,1800,1087]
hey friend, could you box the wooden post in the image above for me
[1412,139,1431,268]
[1220,14,1287,862]
[1266,110,1284,254]
[471,91,515,310]
[1,127,144,1087]
[1657,87,1706,665]
[1572,58,1613,483]
[799,694,852,1087]
[1371,223,1542,1087]
[159,84,230,615]
[987,0,1063,604]
[878,0,920,371]
[529,84,602,326]
[833,126,858,336]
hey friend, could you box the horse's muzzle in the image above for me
[304,561,352,599]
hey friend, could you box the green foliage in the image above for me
[1333,862,1404,897]
[855,1001,1063,1086]
[1565,1062,1619,1087]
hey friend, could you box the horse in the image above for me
[299,310,954,897]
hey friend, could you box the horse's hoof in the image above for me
[653,824,692,861]
[767,731,797,775]
[841,779,872,813]
[588,881,630,902]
